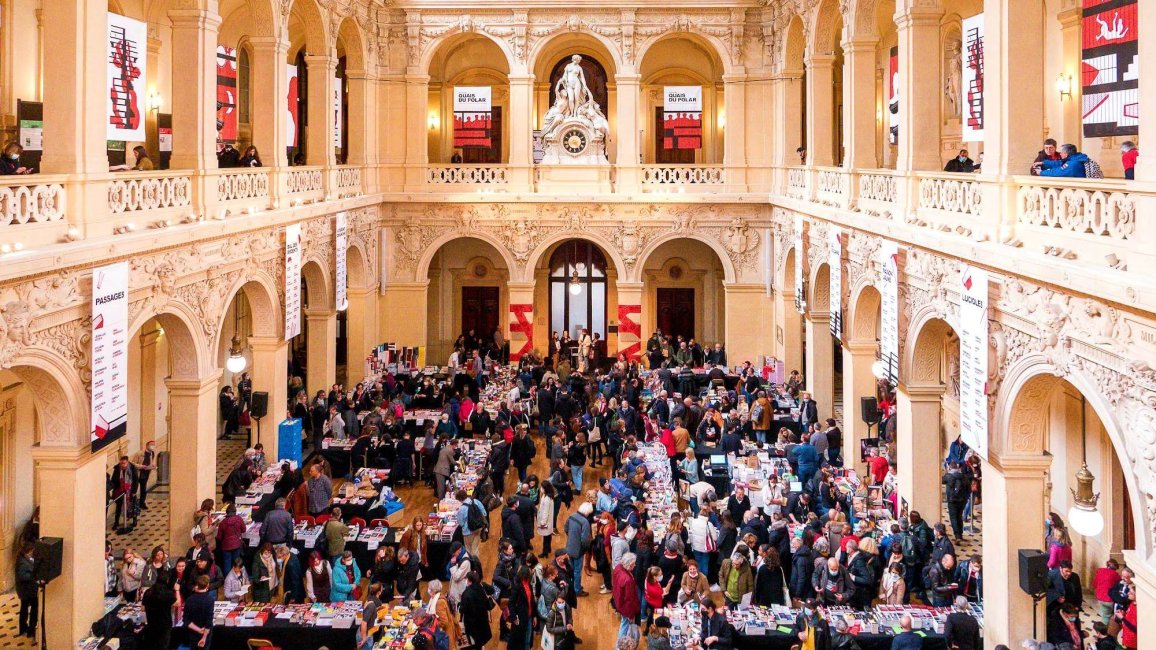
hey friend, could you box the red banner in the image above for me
[663,113,702,150]
[617,304,641,361]
[1081,0,1138,137]
[216,46,238,143]
[453,87,492,149]
[509,304,534,362]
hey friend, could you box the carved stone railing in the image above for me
[857,170,897,218]
[1013,176,1137,266]
[285,167,325,195]
[335,166,362,193]
[786,166,809,200]
[215,168,270,203]
[814,167,849,208]
[107,172,193,214]
[0,177,67,226]
[639,165,725,188]
[917,173,983,216]
[426,164,509,186]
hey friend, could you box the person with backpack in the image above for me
[457,489,489,557]
[943,462,970,541]
[413,605,453,650]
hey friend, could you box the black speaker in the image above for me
[1019,549,1048,595]
[250,392,269,419]
[860,397,880,424]
[33,537,63,583]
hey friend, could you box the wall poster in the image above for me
[959,266,989,459]
[91,262,129,451]
[216,45,238,143]
[663,86,703,149]
[961,14,985,142]
[335,212,348,311]
[879,241,900,386]
[829,227,842,338]
[107,13,147,142]
[285,224,302,339]
[1081,0,1138,137]
[453,86,492,148]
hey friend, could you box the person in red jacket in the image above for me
[1092,559,1121,624]
[1117,592,1137,650]
[1121,141,1138,180]
[217,503,247,574]
[612,553,641,643]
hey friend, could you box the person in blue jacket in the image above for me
[1036,144,1089,177]
[331,550,363,601]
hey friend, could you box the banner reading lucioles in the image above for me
[829,227,842,338]
[91,262,129,451]
[335,212,348,312]
[959,266,989,460]
[879,241,900,386]
[285,224,302,339]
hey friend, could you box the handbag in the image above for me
[588,426,602,443]
[541,629,555,650]
[780,567,791,605]
[705,527,717,553]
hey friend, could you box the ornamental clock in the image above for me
[562,128,588,155]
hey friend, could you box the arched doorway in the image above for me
[425,237,511,364]
[426,34,512,164]
[843,283,884,467]
[639,237,728,351]
[548,240,608,342]
[778,246,805,377]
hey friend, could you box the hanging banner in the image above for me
[879,241,900,386]
[961,14,985,142]
[959,266,989,460]
[794,214,805,314]
[91,262,129,451]
[335,212,348,312]
[888,46,899,145]
[1081,0,1138,137]
[829,227,842,339]
[453,86,492,148]
[285,224,302,339]
[216,45,238,143]
[333,76,344,149]
[286,64,300,147]
[107,13,147,142]
[663,86,702,150]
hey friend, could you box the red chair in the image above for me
[369,518,389,528]
[350,517,367,528]
[294,515,315,526]
[314,514,331,526]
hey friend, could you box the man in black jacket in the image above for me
[501,496,527,554]
[789,537,814,599]
[844,540,876,609]
[489,437,511,497]
[944,596,981,650]
[511,426,536,483]
[812,557,855,606]
[107,456,137,530]
[942,462,970,541]
[700,599,733,650]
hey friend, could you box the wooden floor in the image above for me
[392,446,624,650]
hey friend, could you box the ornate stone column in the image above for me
[980,0,1044,177]
[771,69,805,190]
[345,69,377,172]
[305,54,338,167]
[167,8,222,171]
[895,384,943,520]
[145,27,163,163]
[841,341,878,469]
[894,3,944,172]
[249,37,290,168]
[505,282,536,362]
[139,328,161,445]
[345,287,379,375]
[379,73,408,191]
[1057,5,1083,147]
[249,336,288,456]
[804,54,837,167]
[615,72,642,191]
[403,74,431,191]
[165,375,221,553]
[805,312,834,425]
[842,37,880,170]
[381,281,430,347]
[778,290,804,378]
[33,447,107,647]
[507,74,535,192]
[981,454,1050,648]
[722,72,748,191]
[40,0,107,175]
[305,308,338,393]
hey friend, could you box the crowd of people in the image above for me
[68,325,1139,650]
[941,138,1140,180]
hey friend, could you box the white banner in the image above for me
[333,77,343,149]
[91,262,129,450]
[285,224,302,339]
[794,214,805,314]
[829,227,842,338]
[335,212,348,311]
[959,266,989,459]
[663,86,702,112]
[880,241,900,385]
[107,14,148,141]
[961,13,986,142]
[453,86,491,112]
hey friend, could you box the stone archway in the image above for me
[805,262,837,420]
[842,283,882,464]
[299,259,336,394]
[777,246,805,377]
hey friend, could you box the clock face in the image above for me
[562,129,587,155]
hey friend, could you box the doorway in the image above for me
[657,288,695,341]
[461,286,500,340]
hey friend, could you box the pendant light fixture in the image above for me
[1067,395,1104,537]
[569,270,582,295]
[225,299,248,374]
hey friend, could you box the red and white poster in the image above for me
[888,47,899,145]
[663,86,702,150]
[961,14,985,142]
[216,45,238,143]
[879,241,900,386]
[285,224,302,339]
[1081,0,1138,137]
[91,262,129,451]
[959,266,989,460]
[453,86,492,148]
[107,13,147,141]
[286,64,300,147]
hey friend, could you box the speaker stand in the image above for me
[1030,592,1045,640]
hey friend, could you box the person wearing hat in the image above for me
[647,615,673,650]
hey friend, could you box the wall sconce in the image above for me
[1056,73,1073,102]
[149,91,163,112]
[717,109,726,130]
[428,112,439,130]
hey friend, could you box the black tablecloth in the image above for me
[320,447,353,478]
[212,621,358,650]
[736,630,948,650]
[243,490,279,523]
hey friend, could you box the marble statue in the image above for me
[540,54,610,165]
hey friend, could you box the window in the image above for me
[238,48,251,124]
[549,241,607,339]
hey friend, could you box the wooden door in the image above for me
[655,108,696,164]
[656,288,695,341]
[461,286,500,340]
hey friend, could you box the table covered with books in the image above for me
[658,602,980,650]
[209,601,363,650]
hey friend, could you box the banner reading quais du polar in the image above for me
[91,262,130,450]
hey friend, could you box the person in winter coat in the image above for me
[813,557,856,606]
[719,546,755,606]
[678,561,710,604]
[790,537,815,601]
[753,545,788,607]
[879,561,907,605]
[843,540,876,609]
[687,507,719,575]
[507,567,535,650]
[511,426,536,483]
[15,545,37,638]
[1037,143,1090,177]
[501,496,527,554]
[613,554,642,642]
[536,482,557,558]
[331,551,362,602]
[564,502,593,595]
[304,551,332,603]
[460,570,495,649]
